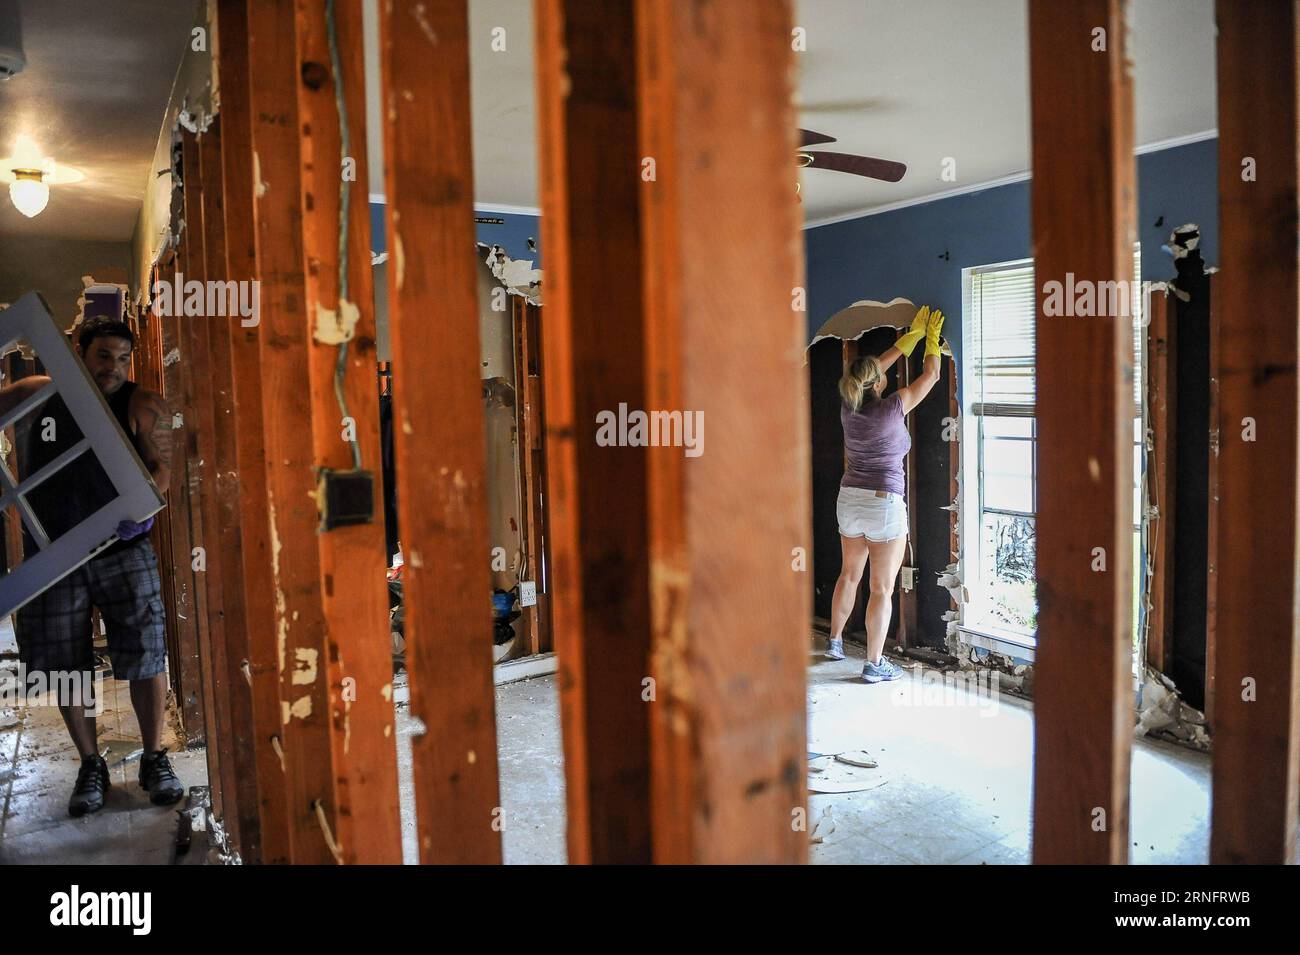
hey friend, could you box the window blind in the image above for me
[969,261,1037,409]
[969,251,1144,412]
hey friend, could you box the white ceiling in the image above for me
[0,0,197,242]
[788,0,1216,223]
[1,0,1216,250]
[371,0,1216,222]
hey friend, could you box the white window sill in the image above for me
[957,624,1037,663]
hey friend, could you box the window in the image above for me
[960,252,1144,649]
[0,293,165,617]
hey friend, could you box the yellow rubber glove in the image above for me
[895,306,929,357]
[924,307,946,358]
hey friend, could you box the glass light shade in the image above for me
[9,177,49,217]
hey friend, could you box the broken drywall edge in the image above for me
[480,242,543,305]
[807,296,954,357]
[1163,223,1200,260]
[176,104,214,136]
[808,297,916,347]
[936,562,968,606]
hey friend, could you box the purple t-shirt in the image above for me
[841,393,910,495]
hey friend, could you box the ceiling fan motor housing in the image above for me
[0,0,25,80]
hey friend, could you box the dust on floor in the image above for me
[0,616,208,864]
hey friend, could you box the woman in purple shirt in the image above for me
[827,306,945,683]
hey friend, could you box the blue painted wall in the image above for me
[369,201,542,264]
[365,136,1216,356]
[804,137,1219,368]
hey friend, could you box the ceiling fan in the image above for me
[797,128,906,183]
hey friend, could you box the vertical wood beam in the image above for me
[530,303,554,653]
[534,0,654,863]
[193,120,243,851]
[293,0,403,864]
[1146,292,1176,673]
[516,299,552,655]
[1205,309,1220,724]
[378,0,501,864]
[637,0,809,864]
[1028,0,1135,864]
[179,131,233,824]
[899,351,918,647]
[154,254,204,738]
[199,116,264,860]
[1210,0,1300,864]
[214,0,293,865]
[247,0,346,864]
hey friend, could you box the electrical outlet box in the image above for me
[900,567,916,592]
[519,580,537,607]
[317,468,375,531]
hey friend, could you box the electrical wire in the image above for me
[327,0,362,471]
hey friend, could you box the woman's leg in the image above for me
[830,534,870,640]
[863,534,908,663]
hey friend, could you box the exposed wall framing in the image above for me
[1027,0,1135,865]
[1209,0,1300,865]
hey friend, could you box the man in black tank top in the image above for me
[0,319,183,815]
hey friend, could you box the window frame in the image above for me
[0,292,165,617]
[959,255,1145,651]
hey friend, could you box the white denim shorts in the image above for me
[837,486,908,542]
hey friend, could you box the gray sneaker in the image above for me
[862,657,903,684]
[825,637,845,661]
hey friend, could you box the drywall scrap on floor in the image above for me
[1137,666,1210,751]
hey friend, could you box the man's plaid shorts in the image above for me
[15,540,166,681]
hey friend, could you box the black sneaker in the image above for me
[68,754,110,817]
[139,749,184,805]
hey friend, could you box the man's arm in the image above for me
[131,388,173,494]
[0,375,52,418]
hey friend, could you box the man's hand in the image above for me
[117,517,155,541]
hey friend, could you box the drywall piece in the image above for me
[809,807,835,844]
[1136,666,1210,751]
[807,297,953,356]
[1164,224,1215,303]
[833,750,878,769]
[480,242,543,305]
[312,299,360,345]
[807,760,890,794]
[936,561,968,605]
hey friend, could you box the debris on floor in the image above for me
[101,738,144,769]
[1137,666,1211,752]
[809,806,836,844]
[833,750,879,769]
[807,749,889,794]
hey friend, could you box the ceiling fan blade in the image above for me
[801,151,907,183]
[798,128,837,148]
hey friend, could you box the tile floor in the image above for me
[0,617,208,865]
[3,611,1253,865]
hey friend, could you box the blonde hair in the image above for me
[839,355,884,411]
